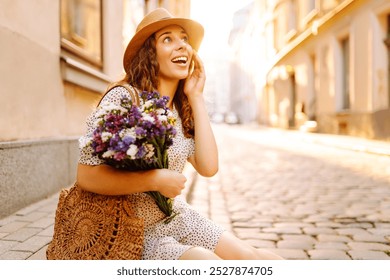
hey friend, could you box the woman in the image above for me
[77,8,282,260]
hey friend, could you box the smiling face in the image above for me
[155,25,193,83]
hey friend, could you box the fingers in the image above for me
[192,51,204,73]
[157,170,187,198]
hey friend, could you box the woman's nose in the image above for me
[175,39,187,50]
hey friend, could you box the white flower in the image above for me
[158,115,167,122]
[96,103,126,118]
[156,108,165,115]
[119,128,136,139]
[126,144,138,159]
[142,100,154,110]
[79,136,92,149]
[144,144,155,159]
[101,132,112,142]
[142,112,155,123]
[102,150,116,158]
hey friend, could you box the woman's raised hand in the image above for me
[183,51,206,99]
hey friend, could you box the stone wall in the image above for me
[0,138,79,218]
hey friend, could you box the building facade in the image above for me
[263,0,390,140]
[0,0,190,218]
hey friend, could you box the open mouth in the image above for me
[171,56,188,64]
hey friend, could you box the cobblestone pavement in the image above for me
[1,124,390,260]
[188,125,390,260]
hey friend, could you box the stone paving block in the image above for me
[252,216,277,223]
[37,225,54,237]
[264,207,294,217]
[0,221,29,233]
[375,223,390,228]
[11,236,52,253]
[266,248,309,260]
[314,242,349,250]
[14,211,48,223]
[335,228,368,236]
[0,240,18,255]
[244,239,276,249]
[366,213,390,222]
[262,227,302,234]
[348,250,390,260]
[0,216,17,227]
[276,240,313,250]
[303,227,336,235]
[28,217,55,229]
[352,233,388,242]
[292,206,318,216]
[40,195,60,206]
[14,201,44,216]
[230,212,254,223]
[280,234,317,244]
[342,223,374,229]
[274,222,314,228]
[0,250,33,260]
[347,242,390,251]
[303,215,332,223]
[234,232,265,240]
[2,227,42,242]
[232,221,272,228]
[307,249,351,260]
[234,227,261,236]
[27,245,48,260]
[315,222,344,228]
[256,233,280,241]
[39,205,57,215]
[317,234,352,243]
[367,228,390,236]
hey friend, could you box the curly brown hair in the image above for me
[114,36,195,138]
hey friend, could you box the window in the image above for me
[386,14,390,107]
[321,0,341,14]
[341,36,350,110]
[298,0,318,28]
[61,0,102,67]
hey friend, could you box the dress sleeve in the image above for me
[78,86,136,165]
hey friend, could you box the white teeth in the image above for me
[172,56,188,63]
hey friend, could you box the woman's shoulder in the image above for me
[99,82,139,106]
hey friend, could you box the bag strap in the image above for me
[98,81,140,107]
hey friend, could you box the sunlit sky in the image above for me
[190,0,254,58]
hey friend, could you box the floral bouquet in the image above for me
[81,91,177,222]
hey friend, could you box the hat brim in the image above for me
[123,18,204,73]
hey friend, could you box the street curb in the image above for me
[297,132,390,157]
[240,124,390,157]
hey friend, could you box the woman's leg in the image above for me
[214,231,283,260]
[179,247,222,260]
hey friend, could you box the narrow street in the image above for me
[189,124,390,260]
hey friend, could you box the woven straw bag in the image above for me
[46,184,144,260]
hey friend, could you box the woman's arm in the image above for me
[76,163,187,197]
[184,52,218,177]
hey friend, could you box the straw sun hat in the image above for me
[123,8,204,73]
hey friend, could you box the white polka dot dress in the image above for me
[79,86,225,260]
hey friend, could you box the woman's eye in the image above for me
[163,37,172,43]
[182,36,189,42]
